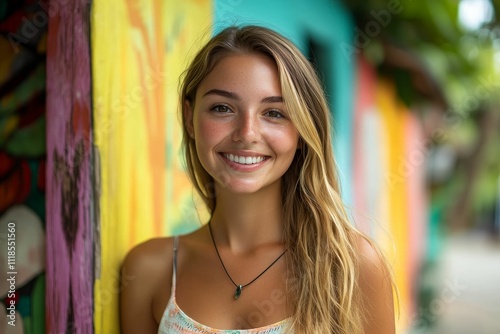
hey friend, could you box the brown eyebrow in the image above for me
[261,96,283,103]
[203,89,240,100]
[202,89,283,103]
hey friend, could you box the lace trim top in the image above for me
[158,236,292,333]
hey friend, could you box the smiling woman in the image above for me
[120,25,395,334]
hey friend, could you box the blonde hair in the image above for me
[180,25,370,333]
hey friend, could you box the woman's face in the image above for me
[185,53,299,195]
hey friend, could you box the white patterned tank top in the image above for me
[158,237,292,333]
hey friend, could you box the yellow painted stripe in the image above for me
[91,0,211,332]
[376,78,411,331]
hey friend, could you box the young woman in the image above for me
[120,26,395,333]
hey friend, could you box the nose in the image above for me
[232,112,260,143]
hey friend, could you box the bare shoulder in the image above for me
[120,237,174,334]
[355,235,396,334]
[122,237,174,277]
[355,236,390,274]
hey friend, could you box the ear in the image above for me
[184,99,194,138]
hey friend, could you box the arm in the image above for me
[120,239,171,334]
[358,238,396,334]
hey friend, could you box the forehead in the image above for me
[196,53,282,100]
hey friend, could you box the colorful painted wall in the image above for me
[0,1,47,333]
[352,57,429,328]
[0,0,428,333]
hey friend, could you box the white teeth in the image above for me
[224,154,265,165]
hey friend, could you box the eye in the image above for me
[265,109,285,119]
[210,104,232,113]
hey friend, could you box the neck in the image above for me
[209,185,285,253]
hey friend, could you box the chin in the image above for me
[218,180,280,196]
[221,185,262,195]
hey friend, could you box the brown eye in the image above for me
[210,104,232,113]
[265,109,285,118]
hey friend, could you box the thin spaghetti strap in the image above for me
[171,236,179,294]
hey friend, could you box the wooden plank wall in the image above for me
[46,0,94,333]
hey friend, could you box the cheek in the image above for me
[195,117,223,143]
[269,128,299,153]
[194,118,232,167]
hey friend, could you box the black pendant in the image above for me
[234,285,243,300]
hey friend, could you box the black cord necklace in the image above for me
[208,222,287,300]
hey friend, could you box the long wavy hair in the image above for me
[180,25,371,333]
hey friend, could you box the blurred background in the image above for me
[0,0,499,333]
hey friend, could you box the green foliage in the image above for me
[342,0,499,109]
[343,0,500,221]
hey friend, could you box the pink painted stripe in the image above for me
[46,1,93,333]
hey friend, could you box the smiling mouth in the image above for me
[223,153,267,165]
